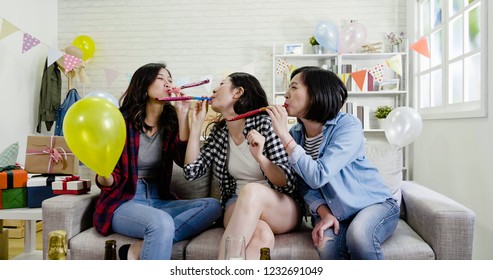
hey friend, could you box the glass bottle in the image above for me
[47,230,67,260]
[104,240,117,260]
[259,247,271,260]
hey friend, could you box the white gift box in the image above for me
[51,176,91,195]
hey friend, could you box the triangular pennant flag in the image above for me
[63,54,82,72]
[351,69,368,91]
[0,19,20,40]
[104,68,120,87]
[386,55,403,76]
[369,64,385,83]
[338,73,348,85]
[22,33,41,53]
[411,36,430,58]
[275,58,289,76]
[47,47,65,67]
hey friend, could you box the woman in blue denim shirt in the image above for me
[267,66,400,259]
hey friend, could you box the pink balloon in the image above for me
[338,22,368,53]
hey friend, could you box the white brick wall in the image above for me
[58,0,406,101]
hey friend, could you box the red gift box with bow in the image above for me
[51,175,91,195]
[25,136,79,175]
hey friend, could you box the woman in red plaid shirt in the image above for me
[94,63,221,260]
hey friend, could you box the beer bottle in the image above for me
[104,240,117,260]
[259,247,271,260]
[47,230,67,260]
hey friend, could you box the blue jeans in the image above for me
[112,178,222,260]
[315,198,400,260]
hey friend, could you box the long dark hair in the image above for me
[206,72,269,135]
[290,66,347,123]
[119,62,178,138]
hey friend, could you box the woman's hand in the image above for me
[96,173,114,187]
[190,99,208,131]
[173,90,191,118]
[246,129,265,160]
[312,212,340,247]
[266,105,290,142]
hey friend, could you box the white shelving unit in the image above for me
[272,44,409,179]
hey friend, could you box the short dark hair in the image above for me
[290,66,347,123]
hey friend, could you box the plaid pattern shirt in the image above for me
[184,114,302,209]
[93,118,187,236]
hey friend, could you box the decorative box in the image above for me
[26,175,64,208]
[0,168,28,190]
[0,188,27,209]
[52,176,91,195]
[25,135,79,175]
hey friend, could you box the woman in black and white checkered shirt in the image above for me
[184,72,303,260]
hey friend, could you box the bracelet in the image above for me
[284,138,295,150]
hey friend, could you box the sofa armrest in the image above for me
[41,189,99,259]
[401,181,475,259]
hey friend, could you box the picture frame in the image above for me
[378,79,400,91]
[284,44,303,55]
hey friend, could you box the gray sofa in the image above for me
[42,144,475,260]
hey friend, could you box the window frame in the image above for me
[410,0,488,119]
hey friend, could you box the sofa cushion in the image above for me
[365,144,403,206]
[171,163,211,199]
[382,220,435,260]
[68,227,189,260]
[184,227,320,260]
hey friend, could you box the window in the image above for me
[413,0,487,119]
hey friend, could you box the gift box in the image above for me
[25,135,79,175]
[0,188,27,209]
[0,167,28,190]
[52,176,91,195]
[26,175,64,208]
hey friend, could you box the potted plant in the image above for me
[375,105,393,129]
[386,32,406,52]
[309,36,323,54]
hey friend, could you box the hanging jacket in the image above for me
[55,88,81,136]
[36,58,62,132]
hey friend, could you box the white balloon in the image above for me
[384,107,423,148]
[85,90,119,107]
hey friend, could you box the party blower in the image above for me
[226,105,286,122]
[156,79,211,101]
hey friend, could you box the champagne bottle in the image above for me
[47,230,67,260]
[259,247,271,260]
[104,240,117,260]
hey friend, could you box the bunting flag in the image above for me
[369,64,385,83]
[338,73,349,85]
[275,58,289,75]
[22,33,41,53]
[47,47,65,67]
[351,69,368,92]
[411,36,430,58]
[386,55,403,76]
[0,18,20,40]
[104,68,120,87]
[63,54,82,73]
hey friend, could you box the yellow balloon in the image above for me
[63,97,126,177]
[72,35,96,61]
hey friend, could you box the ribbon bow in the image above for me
[62,175,80,182]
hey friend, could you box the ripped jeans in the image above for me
[314,198,399,260]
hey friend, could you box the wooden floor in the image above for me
[7,229,43,259]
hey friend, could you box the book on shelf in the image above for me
[342,102,370,130]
